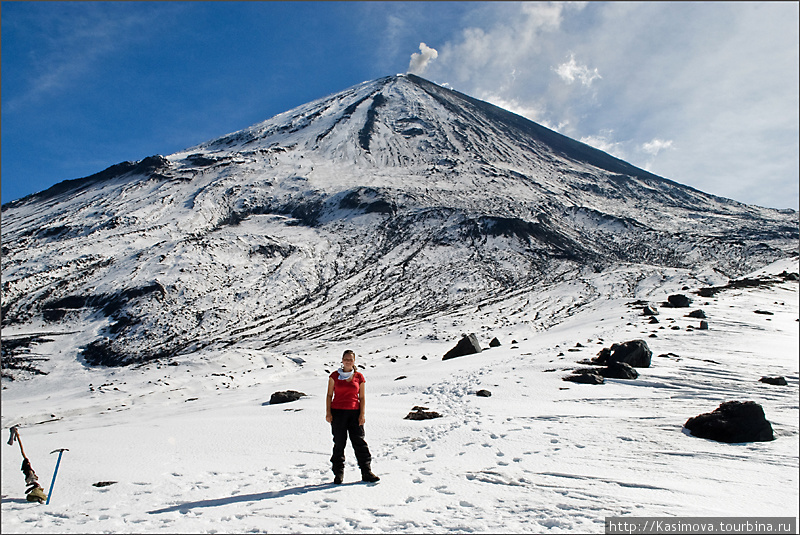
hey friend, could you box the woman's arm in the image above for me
[325,377,334,423]
[358,382,366,426]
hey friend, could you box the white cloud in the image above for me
[554,53,601,87]
[407,42,439,75]
[641,138,674,156]
[418,2,798,209]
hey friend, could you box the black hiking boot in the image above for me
[361,470,380,483]
[333,472,344,484]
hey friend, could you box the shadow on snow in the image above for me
[147,481,370,514]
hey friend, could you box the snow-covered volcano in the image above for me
[1,74,797,372]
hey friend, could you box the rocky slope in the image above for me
[2,74,797,373]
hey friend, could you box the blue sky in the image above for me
[2,2,798,209]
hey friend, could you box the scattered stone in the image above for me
[664,294,692,308]
[754,310,774,315]
[489,337,501,348]
[760,376,788,386]
[648,317,660,324]
[699,321,709,330]
[93,481,117,487]
[643,306,659,316]
[476,389,492,397]
[593,339,652,368]
[563,371,604,384]
[268,390,306,405]
[395,376,407,381]
[443,333,482,360]
[404,406,442,420]
[597,362,639,379]
[684,401,774,443]
[687,309,706,319]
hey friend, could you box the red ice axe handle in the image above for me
[46,449,68,505]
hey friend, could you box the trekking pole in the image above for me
[46,448,69,505]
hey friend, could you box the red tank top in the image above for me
[330,370,365,410]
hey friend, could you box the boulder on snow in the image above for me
[759,376,788,386]
[593,340,652,368]
[476,389,492,397]
[597,361,639,379]
[699,320,709,330]
[563,370,604,384]
[687,309,706,319]
[664,294,692,308]
[443,333,482,360]
[268,390,306,405]
[489,337,501,348]
[684,401,774,443]
[642,305,659,316]
[404,406,442,420]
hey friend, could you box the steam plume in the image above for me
[408,42,438,75]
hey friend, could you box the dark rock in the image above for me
[760,376,788,386]
[443,333,482,360]
[665,294,692,308]
[476,389,492,397]
[93,481,117,487]
[699,321,709,330]
[597,361,639,379]
[593,347,612,365]
[563,371,604,384]
[269,390,306,405]
[594,339,651,368]
[648,317,660,324]
[687,309,706,319]
[697,287,716,298]
[489,337,501,347]
[754,310,774,315]
[684,401,774,443]
[642,306,659,316]
[404,407,442,420]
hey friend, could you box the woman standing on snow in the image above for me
[325,349,380,484]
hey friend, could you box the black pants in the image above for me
[330,409,372,474]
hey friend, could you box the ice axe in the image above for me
[46,448,68,505]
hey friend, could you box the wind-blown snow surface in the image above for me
[2,258,797,533]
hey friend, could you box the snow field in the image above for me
[2,261,798,533]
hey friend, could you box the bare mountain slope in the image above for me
[2,74,797,371]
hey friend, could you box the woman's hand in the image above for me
[359,414,365,426]
[326,412,333,423]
